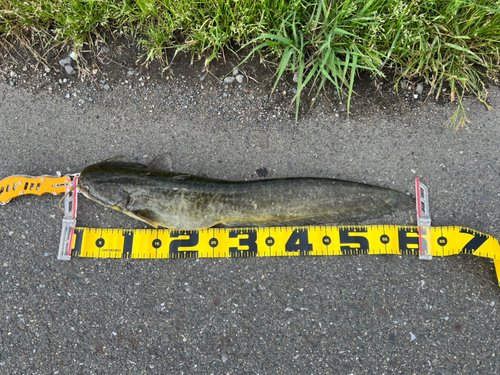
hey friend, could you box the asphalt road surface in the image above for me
[1,63,500,375]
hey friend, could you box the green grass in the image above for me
[1,0,499,127]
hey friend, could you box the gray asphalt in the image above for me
[1,66,500,375]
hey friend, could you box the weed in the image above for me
[1,0,499,127]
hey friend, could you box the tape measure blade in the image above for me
[494,259,500,286]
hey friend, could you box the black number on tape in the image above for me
[285,229,313,256]
[71,229,84,257]
[122,231,134,258]
[398,228,420,256]
[229,229,258,257]
[459,229,488,254]
[169,231,199,259]
[339,228,369,255]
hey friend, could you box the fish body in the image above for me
[78,160,413,230]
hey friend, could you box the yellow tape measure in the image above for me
[68,225,499,259]
[66,224,500,284]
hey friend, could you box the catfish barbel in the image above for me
[77,159,413,230]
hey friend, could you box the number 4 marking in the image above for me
[285,229,313,256]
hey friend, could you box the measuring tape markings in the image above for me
[69,225,500,261]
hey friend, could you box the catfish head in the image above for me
[77,160,148,209]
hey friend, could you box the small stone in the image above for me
[293,71,299,82]
[103,84,110,90]
[45,67,51,73]
[285,307,293,312]
[65,93,70,99]
[335,113,339,118]
[64,65,75,75]
[59,57,72,66]
[199,75,206,82]
[9,71,16,77]
[224,76,235,84]
[223,92,228,98]
[92,69,98,75]
[9,81,15,87]
[22,66,27,72]
[416,83,423,94]
[222,355,227,363]
[232,68,239,76]
[236,74,244,84]
[102,46,110,54]
[63,78,67,83]
[413,94,418,99]
[127,70,135,76]
[69,51,77,60]
[185,352,193,359]
[410,332,416,341]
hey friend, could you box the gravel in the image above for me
[58,57,72,67]
[64,65,76,75]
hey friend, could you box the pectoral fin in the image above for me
[112,205,162,228]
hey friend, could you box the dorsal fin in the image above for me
[147,152,173,171]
